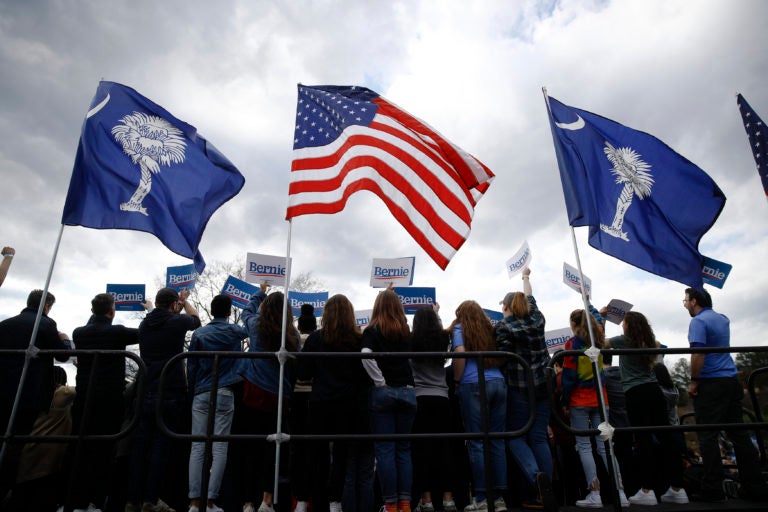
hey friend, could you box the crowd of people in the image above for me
[1,265,767,512]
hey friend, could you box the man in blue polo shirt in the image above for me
[684,287,768,502]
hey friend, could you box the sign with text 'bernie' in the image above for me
[107,284,146,312]
[393,286,436,315]
[505,241,532,278]
[246,252,291,287]
[221,275,258,309]
[355,309,372,329]
[288,291,328,317]
[604,299,633,324]
[483,308,504,327]
[370,257,415,288]
[545,327,572,355]
[166,264,198,293]
[701,256,732,289]
[563,262,591,297]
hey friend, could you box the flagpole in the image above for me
[0,223,66,466]
[272,218,294,504]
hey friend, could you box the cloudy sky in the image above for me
[1,0,766,368]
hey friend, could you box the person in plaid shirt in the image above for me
[495,268,557,511]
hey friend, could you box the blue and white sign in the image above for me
[393,286,436,314]
[355,309,372,329]
[545,327,572,355]
[288,291,328,317]
[166,263,198,292]
[483,308,504,327]
[246,252,291,287]
[563,262,591,297]
[702,256,732,289]
[505,241,532,278]
[604,299,633,324]
[221,275,259,309]
[106,284,146,312]
[370,257,415,288]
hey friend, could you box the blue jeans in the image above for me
[457,379,507,502]
[570,406,613,489]
[189,388,235,499]
[506,390,552,490]
[369,385,417,503]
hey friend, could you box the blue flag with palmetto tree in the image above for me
[62,81,245,273]
[545,95,726,290]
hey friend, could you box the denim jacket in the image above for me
[188,318,248,395]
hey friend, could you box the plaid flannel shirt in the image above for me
[495,295,550,392]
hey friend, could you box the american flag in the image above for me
[286,85,494,269]
[737,93,768,203]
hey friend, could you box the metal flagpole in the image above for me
[0,223,66,466]
[543,85,624,508]
[272,219,294,504]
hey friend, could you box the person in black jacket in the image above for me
[67,292,152,512]
[0,289,71,506]
[125,287,200,512]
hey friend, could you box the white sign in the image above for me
[545,327,572,355]
[370,257,415,288]
[245,252,292,287]
[563,262,591,296]
[505,240,532,278]
[355,309,373,329]
[604,299,633,324]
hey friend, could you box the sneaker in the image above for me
[294,501,308,512]
[398,501,411,512]
[575,490,602,508]
[415,502,434,512]
[257,504,274,512]
[492,497,507,512]
[660,487,689,504]
[189,507,200,512]
[628,489,657,506]
[207,506,224,512]
[463,500,488,512]
[442,500,458,512]
[535,473,558,512]
[330,502,343,512]
[243,506,256,512]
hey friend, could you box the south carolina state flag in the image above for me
[546,95,725,289]
[62,81,245,273]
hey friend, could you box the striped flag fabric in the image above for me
[286,85,494,269]
[737,93,768,203]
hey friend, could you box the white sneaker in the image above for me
[329,502,343,512]
[294,502,308,512]
[463,500,488,512]
[660,487,689,504]
[243,506,256,512]
[629,489,658,506]
[207,505,224,512]
[257,503,274,512]
[492,497,507,512]
[575,490,602,508]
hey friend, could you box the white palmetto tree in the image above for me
[599,141,654,241]
[112,112,186,216]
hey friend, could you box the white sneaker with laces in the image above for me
[575,490,602,508]
[463,500,488,512]
[415,502,434,512]
[257,503,274,512]
[619,489,630,507]
[660,487,689,504]
[294,501,308,512]
[329,501,343,512]
[206,505,224,512]
[243,506,255,512]
[629,489,658,506]
[442,500,458,512]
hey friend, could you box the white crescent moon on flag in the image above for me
[555,114,585,131]
[86,93,110,119]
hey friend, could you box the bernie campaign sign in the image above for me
[483,308,504,327]
[505,241,532,278]
[370,257,415,288]
[221,275,259,309]
[393,286,436,315]
[288,291,328,317]
[107,284,146,312]
[701,256,732,289]
[166,263,198,293]
[246,252,291,287]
